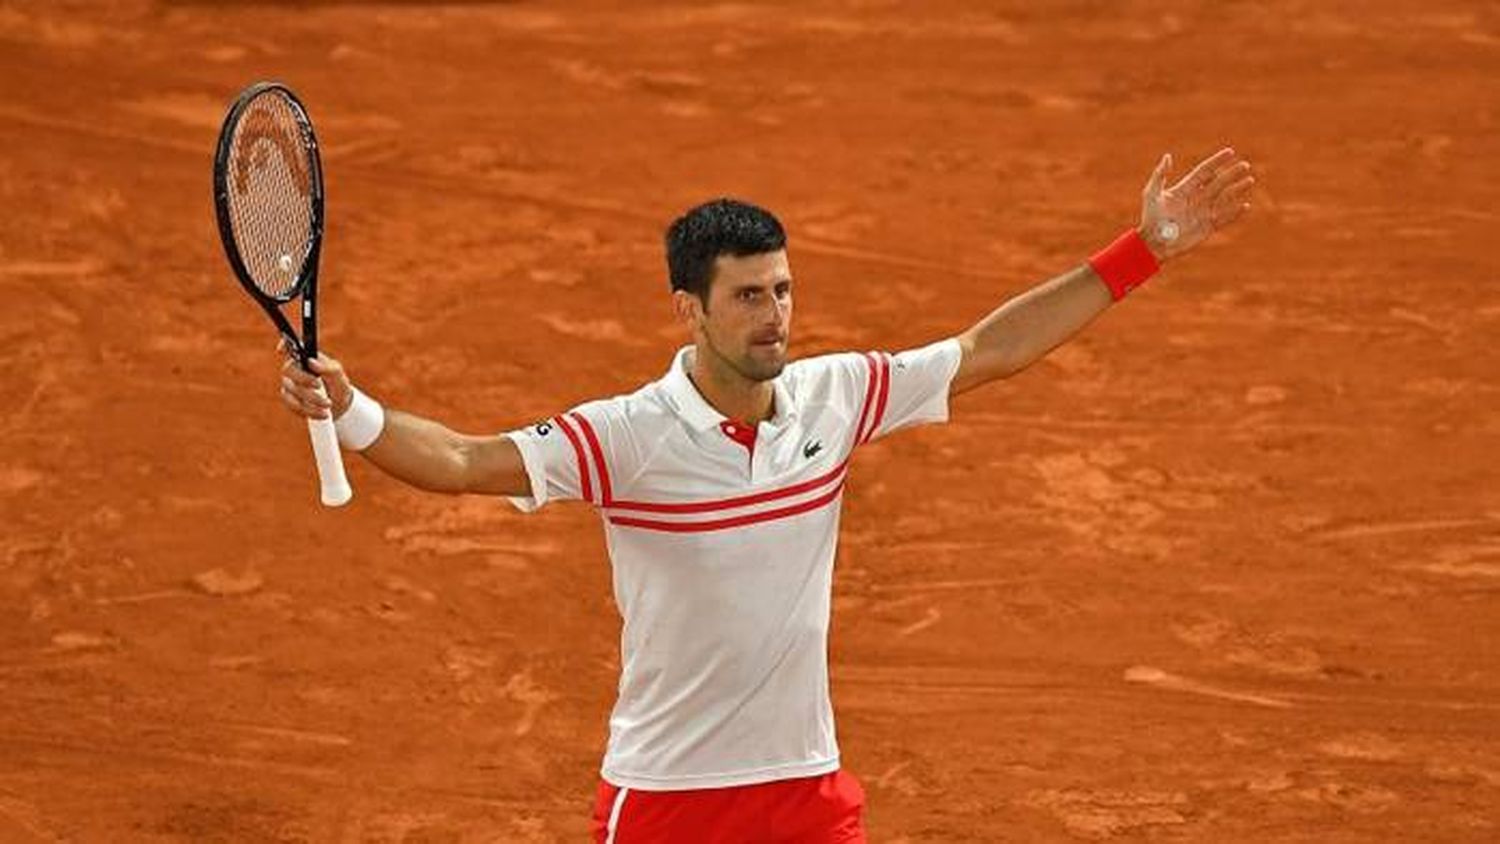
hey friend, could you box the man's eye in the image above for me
[739,290,757,301]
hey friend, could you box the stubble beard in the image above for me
[703,328,786,383]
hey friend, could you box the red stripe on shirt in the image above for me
[606,461,849,514]
[607,481,846,533]
[863,352,892,444]
[554,414,594,505]
[570,411,614,505]
[853,353,879,447]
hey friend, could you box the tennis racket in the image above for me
[212,81,352,507]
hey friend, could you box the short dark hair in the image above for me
[665,198,786,301]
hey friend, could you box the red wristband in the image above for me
[1088,229,1160,301]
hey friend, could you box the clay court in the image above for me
[2,0,1497,840]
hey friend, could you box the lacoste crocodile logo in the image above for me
[803,440,824,460]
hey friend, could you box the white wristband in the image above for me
[335,386,385,451]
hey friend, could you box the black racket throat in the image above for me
[264,262,322,370]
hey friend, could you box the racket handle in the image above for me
[307,384,353,507]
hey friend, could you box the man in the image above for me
[279,148,1255,842]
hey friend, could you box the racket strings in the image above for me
[224,92,316,301]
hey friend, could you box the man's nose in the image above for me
[769,296,790,322]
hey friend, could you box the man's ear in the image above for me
[672,289,705,327]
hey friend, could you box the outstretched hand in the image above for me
[1138,147,1256,261]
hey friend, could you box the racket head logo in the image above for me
[231,102,314,199]
[213,81,324,306]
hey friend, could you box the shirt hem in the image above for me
[601,756,841,792]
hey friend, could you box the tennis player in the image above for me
[279,148,1254,842]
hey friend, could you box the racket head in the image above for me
[213,82,324,308]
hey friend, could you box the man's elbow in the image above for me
[953,334,1025,395]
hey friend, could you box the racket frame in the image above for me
[212,81,350,506]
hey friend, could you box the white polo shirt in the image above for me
[505,338,962,791]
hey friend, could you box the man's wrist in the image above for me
[1089,228,1161,301]
[335,386,385,451]
[1136,224,1170,263]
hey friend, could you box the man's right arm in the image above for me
[279,351,531,497]
[359,410,530,496]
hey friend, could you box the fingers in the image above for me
[307,351,342,378]
[1211,191,1253,229]
[1206,160,1254,198]
[1143,152,1172,197]
[276,342,340,420]
[306,351,354,418]
[1207,170,1256,224]
[280,354,321,387]
[1173,146,1238,194]
[1222,175,1256,205]
[280,374,333,419]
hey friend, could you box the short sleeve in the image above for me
[503,400,630,513]
[862,338,963,444]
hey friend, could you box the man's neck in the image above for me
[688,346,775,427]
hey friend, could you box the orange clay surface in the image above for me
[2,2,1498,841]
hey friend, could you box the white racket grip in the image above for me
[307,384,353,507]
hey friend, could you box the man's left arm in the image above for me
[951,146,1256,397]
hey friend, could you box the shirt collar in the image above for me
[662,345,798,432]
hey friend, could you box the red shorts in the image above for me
[591,770,867,843]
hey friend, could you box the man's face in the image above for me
[677,250,794,383]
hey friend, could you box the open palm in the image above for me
[1140,147,1256,261]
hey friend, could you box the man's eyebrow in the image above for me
[732,276,793,292]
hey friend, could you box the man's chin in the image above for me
[740,348,787,381]
[754,361,786,381]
